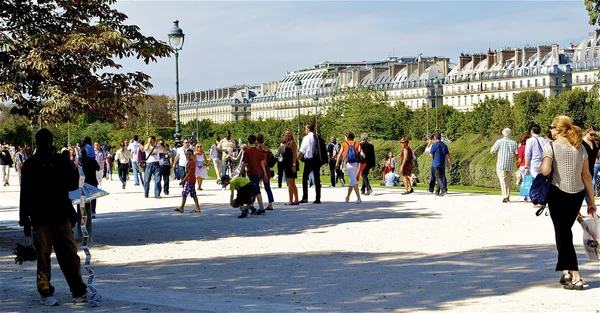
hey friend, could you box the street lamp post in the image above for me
[194,95,199,142]
[561,74,567,90]
[433,78,440,132]
[145,96,149,137]
[424,94,430,138]
[294,78,302,140]
[313,92,319,134]
[168,20,185,147]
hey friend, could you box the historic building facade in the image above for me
[177,32,598,123]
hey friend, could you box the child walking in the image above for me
[175,150,201,213]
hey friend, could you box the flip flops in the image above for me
[174,208,184,213]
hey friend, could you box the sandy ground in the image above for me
[1,171,599,313]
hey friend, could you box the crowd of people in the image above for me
[5,114,600,307]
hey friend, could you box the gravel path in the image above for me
[1,173,599,312]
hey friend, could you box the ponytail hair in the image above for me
[552,115,583,147]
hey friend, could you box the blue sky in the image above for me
[112,1,593,95]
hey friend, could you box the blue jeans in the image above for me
[428,166,436,192]
[144,162,162,197]
[594,164,600,190]
[132,161,141,185]
[161,165,170,195]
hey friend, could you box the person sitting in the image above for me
[384,171,399,186]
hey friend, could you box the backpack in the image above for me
[346,141,359,163]
[332,143,341,159]
[267,151,277,168]
[313,133,328,167]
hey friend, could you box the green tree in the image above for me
[534,98,567,129]
[489,100,516,136]
[0,0,172,121]
[513,90,546,134]
[552,89,588,127]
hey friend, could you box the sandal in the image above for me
[564,279,584,290]
[174,208,184,213]
[285,202,293,206]
[190,209,201,213]
[559,273,572,285]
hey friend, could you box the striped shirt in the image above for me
[491,137,518,171]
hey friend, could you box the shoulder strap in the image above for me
[145,146,155,161]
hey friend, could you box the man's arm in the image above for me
[445,153,452,170]
[490,141,499,154]
[230,189,236,207]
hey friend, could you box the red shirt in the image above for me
[186,161,196,183]
[243,147,264,176]
[517,145,526,167]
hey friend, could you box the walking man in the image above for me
[20,129,101,306]
[218,130,236,179]
[360,133,376,195]
[327,137,337,187]
[429,133,452,196]
[524,124,548,179]
[209,136,222,183]
[490,128,518,203]
[143,136,164,198]
[0,144,12,186]
[127,135,142,186]
[173,139,190,181]
[298,124,321,204]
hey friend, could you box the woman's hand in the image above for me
[292,164,296,173]
[588,203,597,216]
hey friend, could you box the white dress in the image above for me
[195,153,208,179]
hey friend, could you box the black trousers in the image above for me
[329,159,336,187]
[361,167,372,193]
[277,161,284,188]
[301,158,321,201]
[548,185,585,271]
[428,166,436,192]
[161,165,171,195]
[433,167,447,193]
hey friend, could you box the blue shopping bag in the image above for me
[520,174,533,197]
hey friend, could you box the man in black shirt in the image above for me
[20,129,101,306]
[0,144,13,186]
[359,133,376,195]
[327,137,337,187]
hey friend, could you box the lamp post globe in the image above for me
[313,92,319,133]
[294,78,302,140]
[168,20,185,147]
[561,74,567,89]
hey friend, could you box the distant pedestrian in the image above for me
[209,136,222,184]
[516,133,530,201]
[1,144,13,186]
[424,135,436,193]
[388,151,396,173]
[217,130,237,180]
[540,116,596,290]
[158,140,171,195]
[399,138,415,195]
[490,128,518,203]
[143,136,163,198]
[240,134,267,215]
[19,129,101,306]
[298,124,321,204]
[359,133,375,195]
[115,142,132,189]
[336,131,363,204]
[282,129,299,205]
[194,144,209,191]
[105,151,114,181]
[173,139,190,181]
[276,139,286,188]
[127,135,142,186]
[174,149,201,213]
[327,137,338,187]
[15,146,27,185]
[429,133,452,196]
[257,133,275,210]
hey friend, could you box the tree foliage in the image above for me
[513,90,546,134]
[0,0,172,122]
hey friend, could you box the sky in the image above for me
[112,0,595,96]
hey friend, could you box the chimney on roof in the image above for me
[514,48,522,67]
[487,50,497,69]
[552,44,559,65]
[371,67,377,83]
[472,53,486,68]
[499,49,512,66]
[537,45,552,65]
[436,58,448,76]
[390,64,406,79]
[523,47,537,65]
[459,54,471,71]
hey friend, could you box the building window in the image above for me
[585,75,589,83]
[542,78,546,86]
[519,81,523,88]
[534,79,538,87]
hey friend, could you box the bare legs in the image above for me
[286,178,298,204]
[196,177,203,190]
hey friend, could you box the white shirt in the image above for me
[525,134,548,169]
[127,141,141,163]
[210,143,219,159]
[145,145,163,163]
[115,148,132,164]
[176,147,188,167]
[299,132,315,159]
[384,172,398,186]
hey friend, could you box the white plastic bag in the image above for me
[578,214,600,261]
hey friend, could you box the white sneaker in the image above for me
[41,296,59,306]
[356,199,362,204]
[345,197,349,203]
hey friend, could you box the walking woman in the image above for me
[516,133,530,201]
[399,138,414,195]
[283,129,299,205]
[257,133,275,210]
[194,144,209,191]
[540,116,597,290]
[15,146,27,185]
[115,141,132,189]
[336,131,363,204]
[582,126,600,203]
